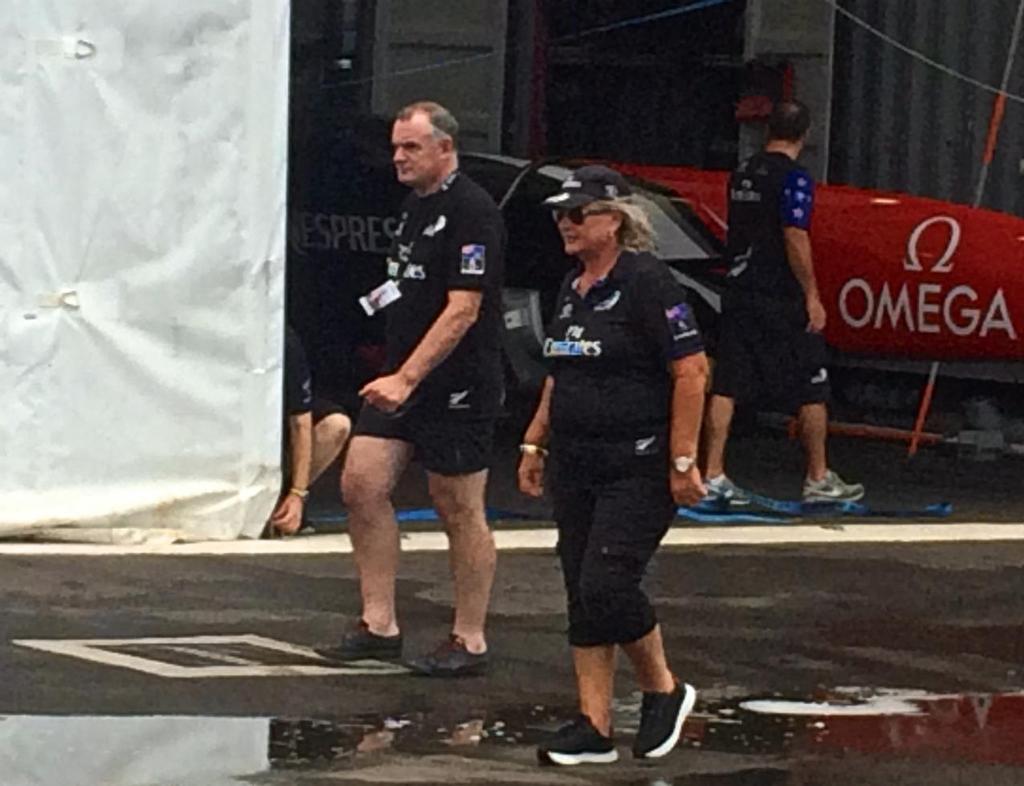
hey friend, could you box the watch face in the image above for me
[674,456,694,472]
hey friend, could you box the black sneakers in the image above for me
[314,620,403,662]
[538,715,618,766]
[405,634,489,677]
[537,683,696,767]
[632,681,697,759]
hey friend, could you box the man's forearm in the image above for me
[670,354,709,459]
[784,228,820,300]
[288,413,313,492]
[397,294,480,387]
[523,376,554,446]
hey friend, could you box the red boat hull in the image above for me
[620,164,1024,362]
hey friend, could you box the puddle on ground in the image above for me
[268,702,570,766]
[5,688,1024,784]
[683,687,1024,767]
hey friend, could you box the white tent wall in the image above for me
[0,1,290,540]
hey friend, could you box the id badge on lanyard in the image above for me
[361,208,427,316]
[359,279,402,316]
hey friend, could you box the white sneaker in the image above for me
[803,470,865,503]
[704,475,752,506]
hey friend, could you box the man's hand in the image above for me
[360,373,416,413]
[806,294,827,333]
[517,453,545,498]
[670,465,706,507]
[270,494,303,536]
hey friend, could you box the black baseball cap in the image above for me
[543,165,633,209]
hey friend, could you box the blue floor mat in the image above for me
[308,500,953,527]
[683,494,953,523]
[676,507,792,524]
[307,507,536,525]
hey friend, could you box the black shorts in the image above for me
[711,295,830,412]
[311,397,348,425]
[353,403,496,476]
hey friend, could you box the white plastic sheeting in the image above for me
[0,715,270,785]
[0,1,290,540]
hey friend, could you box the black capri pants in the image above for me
[550,437,676,648]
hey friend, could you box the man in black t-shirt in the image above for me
[316,102,504,677]
[703,100,863,505]
[268,327,351,536]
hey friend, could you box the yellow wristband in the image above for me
[289,487,309,500]
[519,443,549,457]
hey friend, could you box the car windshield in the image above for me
[632,191,717,262]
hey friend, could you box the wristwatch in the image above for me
[519,443,549,457]
[672,455,696,474]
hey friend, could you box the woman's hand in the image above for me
[670,465,706,507]
[518,453,546,498]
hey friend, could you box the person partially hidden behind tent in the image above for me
[266,326,352,537]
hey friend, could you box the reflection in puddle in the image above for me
[689,687,1024,766]
[5,689,1024,783]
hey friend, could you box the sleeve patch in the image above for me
[781,169,815,230]
[665,302,699,340]
[460,244,487,275]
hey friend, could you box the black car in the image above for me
[287,139,725,411]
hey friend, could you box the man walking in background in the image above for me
[703,100,863,505]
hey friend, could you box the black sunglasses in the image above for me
[551,205,610,225]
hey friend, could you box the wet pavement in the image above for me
[5,539,1024,784]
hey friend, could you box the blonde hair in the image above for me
[591,198,656,253]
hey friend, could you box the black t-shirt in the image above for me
[545,252,704,443]
[725,151,815,304]
[382,171,506,415]
[285,326,313,416]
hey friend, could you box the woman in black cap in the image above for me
[518,165,708,766]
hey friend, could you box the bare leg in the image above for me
[622,625,675,693]
[703,394,736,479]
[798,402,828,482]
[340,436,413,636]
[428,470,495,654]
[310,413,351,484]
[573,645,617,736]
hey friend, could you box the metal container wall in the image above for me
[830,0,1024,217]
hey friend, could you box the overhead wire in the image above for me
[326,0,736,89]
[326,0,1024,106]
[822,0,1024,105]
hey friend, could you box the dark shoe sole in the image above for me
[405,658,489,677]
[315,644,403,663]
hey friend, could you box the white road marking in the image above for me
[12,634,408,678]
[161,646,257,666]
[0,524,1023,556]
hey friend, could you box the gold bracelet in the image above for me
[289,487,309,500]
[519,443,549,457]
